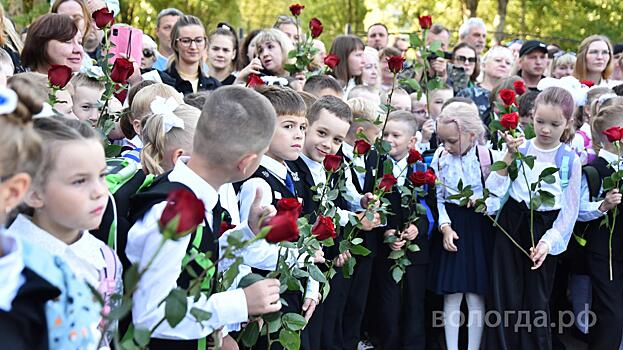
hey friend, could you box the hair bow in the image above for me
[0,88,18,115]
[150,96,184,133]
[536,76,588,107]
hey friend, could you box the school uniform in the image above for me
[577,149,623,349]
[484,142,581,350]
[126,158,254,349]
[367,155,433,350]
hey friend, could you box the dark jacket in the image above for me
[158,64,221,95]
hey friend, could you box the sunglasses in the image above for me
[455,55,476,64]
[143,48,155,58]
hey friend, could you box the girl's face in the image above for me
[56,1,86,35]
[258,40,284,75]
[553,62,575,78]
[45,31,84,72]
[176,25,206,66]
[484,53,512,80]
[361,53,379,86]
[347,48,365,77]
[208,34,236,71]
[437,121,475,156]
[585,40,610,74]
[29,139,108,237]
[533,103,568,149]
[453,47,477,76]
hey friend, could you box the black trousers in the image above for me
[485,198,559,350]
[587,253,623,349]
[368,246,427,350]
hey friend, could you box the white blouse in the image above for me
[486,142,582,255]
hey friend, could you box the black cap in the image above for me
[614,44,623,55]
[519,40,548,57]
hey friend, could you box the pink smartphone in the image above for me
[109,25,143,65]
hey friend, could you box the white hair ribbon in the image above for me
[537,76,589,107]
[0,88,18,115]
[150,96,184,133]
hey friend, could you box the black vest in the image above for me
[233,165,297,207]
[339,147,378,195]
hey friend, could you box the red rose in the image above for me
[312,215,336,241]
[602,126,623,143]
[323,154,342,172]
[407,148,423,165]
[324,54,340,69]
[513,80,527,95]
[276,198,302,218]
[92,7,114,29]
[418,15,432,30]
[220,222,237,235]
[386,56,405,74]
[110,57,134,84]
[159,189,205,239]
[378,173,398,192]
[309,18,323,38]
[247,73,264,88]
[266,213,300,243]
[581,80,595,88]
[47,64,72,88]
[424,168,437,186]
[289,3,304,16]
[354,140,371,155]
[408,171,427,187]
[499,89,516,106]
[500,112,520,130]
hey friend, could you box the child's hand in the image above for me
[302,297,318,323]
[313,248,326,264]
[599,188,622,212]
[334,250,351,267]
[530,241,549,270]
[358,211,381,231]
[441,225,459,252]
[243,278,282,316]
[360,193,377,209]
[248,188,276,235]
[502,132,525,154]
[384,229,406,251]
[401,224,419,241]
[420,119,435,143]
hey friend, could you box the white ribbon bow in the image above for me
[0,88,18,115]
[150,96,184,133]
[537,76,589,107]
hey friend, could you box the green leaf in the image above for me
[279,328,301,350]
[523,123,536,139]
[539,190,556,208]
[491,161,508,171]
[541,175,556,184]
[107,299,132,321]
[350,244,371,256]
[132,327,150,347]
[409,33,422,47]
[523,155,536,169]
[240,320,261,347]
[282,312,307,331]
[342,256,356,278]
[238,273,265,288]
[428,40,441,52]
[539,167,559,178]
[105,144,122,158]
[351,237,363,245]
[190,307,212,322]
[407,243,421,252]
[388,250,405,260]
[292,267,309,279]
[400,78,421,92]
[457,179,464,191]
[383,159,394,175]
[603,176,615,191]
[391,267,404,283]
[164,288,187,328]
[381,140,392,154]
[308,264,328,283]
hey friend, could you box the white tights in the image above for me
[443,293,485,350]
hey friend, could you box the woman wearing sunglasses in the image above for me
[451,43,479,87]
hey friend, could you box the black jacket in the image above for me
[158,65,221,95]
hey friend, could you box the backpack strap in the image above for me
[105,158,139,194]
[98,245,118,303]
[475,144,493,187]
[582,165,601,201]
[555,144,575,190]
[576,129,591,148]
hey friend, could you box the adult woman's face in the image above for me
[176,25,206,66]
[56,1,87,35]
[258,40,284,75]
[453,47,477,76]
[585,40,610,75]
[45,31,84,72]
[347,48,365,77]
[484,51,512,80]
[208,34,236,71]
[361,52,379,86]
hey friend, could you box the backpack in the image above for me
[98,245,120,335]
[435,144,493,199]
[572,164,602,247]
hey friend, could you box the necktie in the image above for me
[285,171,296,195]
[211,197,223,236]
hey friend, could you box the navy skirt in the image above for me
[429,203,492,296]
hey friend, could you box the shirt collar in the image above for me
[341,143,354,160]
[301,153,324,177]
[168,157,219,214]
[260,156,288,180]
[598,148,622,166]
[0,234,24,311]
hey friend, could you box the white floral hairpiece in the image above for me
[150,96,184,133]
[0,88,17,115]
[537,76,588,107]
[262,76,289,87]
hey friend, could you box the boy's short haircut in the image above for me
[517,90,539,118]
[183,91,212,110]
[195,86,276,163]
[303,75,343,97]
[387,110,418,136]
[296,90,318,111]
[347,85,379,100]
[255,85,306,117]
[441,96,475,111]
[380,87,409,104]
[307,95,353,125]
[70,73,105,91]
[430,84,453,97]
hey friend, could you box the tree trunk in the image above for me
[461,0,479,17]
[7,0,24,19]
[495,0,509,43]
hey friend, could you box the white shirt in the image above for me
[486,142,582,255]
[341,143,366,191]
[126,159,252,339]
[8,214,108,289]
[432,145,502,227]
[0,234,24,311]
[234,156,319,301]
[578,149,622,222]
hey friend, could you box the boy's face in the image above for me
[429,89,453,119]
[391,93,411,111]
[303,109,350,163]
[383,119,416,161]
[73,86,104,126]
[266,114,307,163]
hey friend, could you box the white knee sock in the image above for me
[444,293,464,350]
[465,293,485,350]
